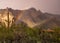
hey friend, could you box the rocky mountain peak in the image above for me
[0,8,60,28]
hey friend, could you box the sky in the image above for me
[0,0,60,14]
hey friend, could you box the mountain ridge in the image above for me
[0,8,60,29]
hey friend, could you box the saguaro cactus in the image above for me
[6,7,9,29]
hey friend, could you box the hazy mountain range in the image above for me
[0,8,60,29]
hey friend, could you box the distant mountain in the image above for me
[0,8,60,29]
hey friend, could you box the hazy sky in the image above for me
[0,0,60,14]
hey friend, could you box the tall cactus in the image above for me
[6,7,9,29]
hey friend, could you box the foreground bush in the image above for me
[0,22,60,43]
[0,23,41,43]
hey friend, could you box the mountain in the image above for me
[0,8,60,29]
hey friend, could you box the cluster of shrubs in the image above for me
[0,22,60,43]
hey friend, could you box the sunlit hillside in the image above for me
[0,8,60,43]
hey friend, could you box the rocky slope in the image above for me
[0,8,60,29]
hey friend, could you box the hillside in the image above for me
[0,8,60,43]
[0,8,60,29]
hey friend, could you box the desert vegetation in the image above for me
[0,22,60,43]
